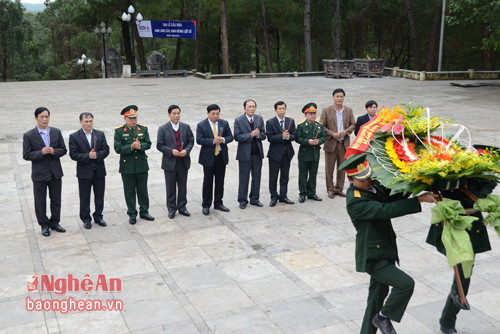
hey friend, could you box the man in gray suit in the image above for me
[234,99,266,209]
[157,105,194,219]
[23,107,67,237]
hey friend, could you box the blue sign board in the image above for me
[137,20,196,39]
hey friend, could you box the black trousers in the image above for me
[78,172,105,223]
[269,154,291,201]
[33,176,62,228]
[164,160,188,213]
[202,154,226,208]
[237,154,262,204]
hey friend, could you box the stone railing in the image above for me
[385,67,500,81]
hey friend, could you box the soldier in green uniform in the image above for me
[114,105,155,224]
[426,167,497,332]
[340,154,438,334]
[295,102,326,203]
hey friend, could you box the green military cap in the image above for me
[302,102,317,114]
[339,153,372,180]
[121,105,139,117]
[473,144,499,155]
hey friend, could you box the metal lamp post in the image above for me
[94,22,112,78]
[77,54,92,79]
[121,5,143,74]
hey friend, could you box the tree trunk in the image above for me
[405,0,421,70]
[260,1,273,73]
[187,0,201,70]
[220,0,230,74]
[304,0,312,71]
[255,34,260,73]
[121,19,133,69]
[334,0,341,59]
[135,25,147,71]
[425,0,441,71]
[482,23,492,70]
[276,29,281,72]
[173,0,186,70]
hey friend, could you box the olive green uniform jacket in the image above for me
[114,124,151,174]
[295,120,326,161]
[346,181,422,272]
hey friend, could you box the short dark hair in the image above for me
[207,104,220,113]
[274,101,287,110]
[79,112,94,121]
[168,105,181,113]
[365,100,378,109]
[34,107,49,117]
[332,88,346,96]
[243,99,257,108]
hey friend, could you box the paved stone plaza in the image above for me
[1,76,499,333]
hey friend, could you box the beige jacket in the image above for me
[320,105,355,153]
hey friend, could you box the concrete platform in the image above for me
[1,76,499,333]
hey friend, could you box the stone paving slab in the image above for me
[0,76,499,333]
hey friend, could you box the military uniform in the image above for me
[296,103,326,199]
[426,178,496,332]
[114,105,153,221]
[341,154,426,334]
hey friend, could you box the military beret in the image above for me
[302,102,317,114]
[121,105,138,117]
[339,153,372,180]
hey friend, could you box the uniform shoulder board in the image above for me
[138,124,148,127]
[298,120,306,125]
[316,121,323,125]
[115,124,125,129]
[354,190,361,198]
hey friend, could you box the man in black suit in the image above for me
[354,100,378,136]
[69,112,109,229]
[196,104,233,215]
[23,107,67,237]
[234,99,266,209]
[157,105,194,219]
[266,101,296,207]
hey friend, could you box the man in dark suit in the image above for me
[354,100,378,136]
[196,104,233,215]
[69,112,109,229]
[341,154,438,334]
[266,101,296,207]
[23,107,67,237]
[234,99,266,209]
[157,105,194,219]
[114,105,154,224]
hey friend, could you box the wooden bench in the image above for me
[163,70,188,78]
[137,70,161,78]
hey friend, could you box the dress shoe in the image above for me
[83,221,92,229]
[298,195,306,203]
[95,219,107,227]
[179,209,191,217]
[450,289,470,310]
[50,224,66,233]
[41,226,50,237]
[250,201,263,207]
[214,205,230,212]
[307,194,322,201]
[168,212,176,219]
[239,202,247,209]
[372,314,397,334]
[440,325,457,334]
[140,214,155,221]
[269,199,277,207]
[279,197,294,204]
[328,192,335,199]
[336,192,347,197]
[129,216,137,224]
[202,207,210,215]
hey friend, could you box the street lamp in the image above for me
[94,22,112,78]
[121,5,143,73]
[77,54,92,79]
